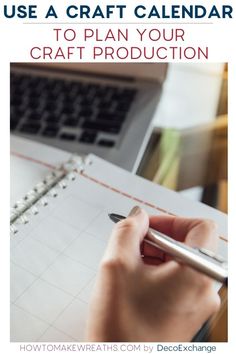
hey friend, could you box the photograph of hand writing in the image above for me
[86,207,221,342]
[10,63,227,343]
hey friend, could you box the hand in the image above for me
[86,206,221,342]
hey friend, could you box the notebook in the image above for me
[10,136,228,342]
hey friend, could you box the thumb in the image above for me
[104,206,149,267]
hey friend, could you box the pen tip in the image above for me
[108,213,126,223]
[108,213,115,221]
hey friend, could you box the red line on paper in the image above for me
[11,151,55,170]
[81,172,174,216]
[11,151,228,243]
[81,172,228,243]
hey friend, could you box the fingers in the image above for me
[184,219,218,251]
[142,256,164,266]
[149,215,220,292]
[149,215,218,251]
[149,215,198,242]
[141,240,166,260]
[143,215,191,259]
[149,215,176,238]
[103,206,149,268]
[104,209,219,273]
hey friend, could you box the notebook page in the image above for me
[10,135,70,205]
[86,154,227,237]
[11,156,140,342]
[10,139,227,342]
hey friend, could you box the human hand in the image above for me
[86,206,221,342]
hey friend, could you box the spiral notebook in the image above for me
[10,136,227,342]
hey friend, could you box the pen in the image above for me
[108,213,228,286]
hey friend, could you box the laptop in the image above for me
[10,63,167,172]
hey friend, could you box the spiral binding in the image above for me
[10,154,91,235]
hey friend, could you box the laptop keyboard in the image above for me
[10,72,137,148]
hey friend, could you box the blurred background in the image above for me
[139,63,227,215]
[139,63,228,342]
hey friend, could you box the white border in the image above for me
[1,0,235,352]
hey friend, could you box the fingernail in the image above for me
[129,206,141,216]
